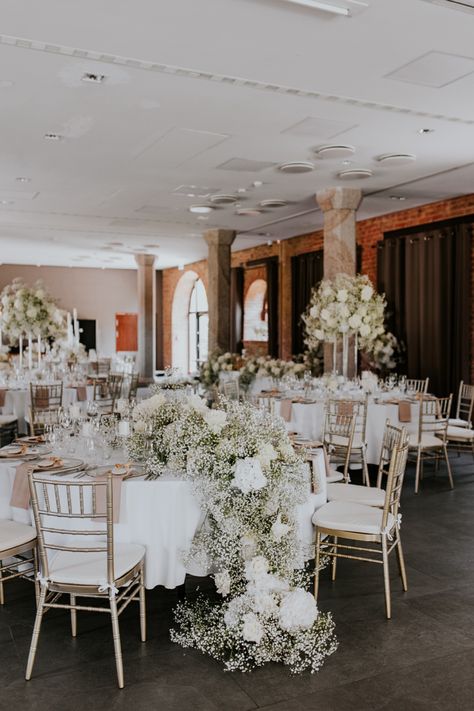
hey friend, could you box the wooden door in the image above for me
[116,313,138,352]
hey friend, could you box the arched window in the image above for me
[188,278,208,372]
[243,279,268,342]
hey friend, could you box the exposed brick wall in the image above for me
[161,194,474,379]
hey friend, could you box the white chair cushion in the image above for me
[0,415,17,426]
[448,418,470,428]
[326,469,345,483]
[408,433,445,449]
[312,501,395,536]
[327,483,385,508]
[446,426,474,442]
[0,519,36,552]
[327,434,365,449]
[48,543,145,587]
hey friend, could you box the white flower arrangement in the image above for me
[363,331,402,375]
[127,395,337,673]
[0,278,66,341]
[49,337,87,364]
[303,273,386,351]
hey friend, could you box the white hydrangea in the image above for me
[203,408,227,434]
[232,458,267,494]
[271,513,290,542]
[214,570,231,597]
[278,589,318,633]
[242,612,264,644]
[256,442,278,469]
[245,555,269,582]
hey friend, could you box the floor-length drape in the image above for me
[378,221,472,396]
[230,266,244,353]
[291,250,324,355]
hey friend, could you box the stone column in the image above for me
[135,254,155,380]
[316,187,362,373]
[203,228,236,353]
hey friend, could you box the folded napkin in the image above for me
[0,388,7,407]
[76,386,88,401]
[279,399,293,422]
[33,387,50,410]
[10,462,35,509]
[415,392,435,401]
[95,473,124,524]
[398,400,412,423]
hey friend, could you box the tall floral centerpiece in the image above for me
[302,273,386,378]
[127,394,337,673]
[0,279,65,367]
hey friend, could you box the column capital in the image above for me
[204,228,236,248]
[316,187,362,213]
[135,254,156,268]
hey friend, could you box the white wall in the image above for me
[0,264,138,357]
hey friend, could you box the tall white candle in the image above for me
[38,334,42,366]
[28,333,33,369]
[19,334,23,369]
[67,312,73,346]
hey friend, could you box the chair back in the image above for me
[124,372,139,402]
[323,411,356,480]
[381,433,409,532]
[93,374,124,414]
[327,397,368,442]
[98,358,112,378]
[28,471,115,587]
[417,394,453,443]
[376,419,406,488]
[30,383,63,435]
[455,381,474,425]
[406,377,429,395]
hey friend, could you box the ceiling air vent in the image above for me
[420,0,474,13]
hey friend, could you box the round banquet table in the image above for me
[0,449,326,589]
[275,398,419,465]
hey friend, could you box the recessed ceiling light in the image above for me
[252,181,264,187]
[341,159,354,166]
[16,177,31,183]
[418,128,434,134]
[209,194,238,205]
[0,200,13,205]
[376,153,416,165]
[337,168,373,179]
[390,195,407,201]
[189,204,214,214]
[0,80,14,88]
[259,199,288,208]
[278,161,315,174]
[44,133,62,141]
[81,72,106,84]
[237,188,247,193]
[315,144,355,159]
[236,208,263,216]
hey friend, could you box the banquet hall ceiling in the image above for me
[0,0,474,269]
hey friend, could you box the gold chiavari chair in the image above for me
[29,383,63,435]
[0,519,38,605]
[313,433,409,619]
[326,397,370,485]
[124,372,140,403]
[409,395,453,493]
[406,377,429,395]
[327,420,406,508]
[323,411,356,483]
[93,373,124,415]
[448,381,474,429]
[26,471,146,688]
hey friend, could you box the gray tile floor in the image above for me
[2,455,473,710]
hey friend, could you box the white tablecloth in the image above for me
[0,450,326,589]
[276,399,419,464]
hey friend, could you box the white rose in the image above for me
[271,513,290,542]
[240,534,258,561]
[242,612,264,644]
[256,442,278,469]
[278,588,318,633]
[245,555,269,581]
[214,570,231,597]
[348,314,362,330]
[336,289,348,303]
[360,324,371,337]
[314,329,325,341]
[203,408,227,434]
[361,285,373,301]
[320,308,330,321]
[309,305,318,318]
[253,592,278,616]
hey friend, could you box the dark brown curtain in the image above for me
[378,222,472,396]
[291,250,323,354]
[266,257,279,357]
[230,266,244,353]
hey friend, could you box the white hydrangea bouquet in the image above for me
[239,356,307,390]
[0,278,65,340]
[365,331,402,375]
[127,393,337,673]
[199,351,243,387]
[303,273,386,351]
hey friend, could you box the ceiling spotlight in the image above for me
[338,168,373,179]
[16,177,31,183]
[315,144,355,159]
[418,128,434,134]
[259,199,288,208]
[81,72,106,84]
[209,194,238,205]
[390,195,407,201]
[278,161,315,174]
[376,153,416,165]
[282,0,350,16]
[44,133,62,141]
[0,200,13,205]
[237,188,247,193]
[189,204,214,214]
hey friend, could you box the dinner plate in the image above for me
[33,457,84,474]
[90,463,145,479]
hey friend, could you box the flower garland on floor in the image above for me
[127,394,337,673]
